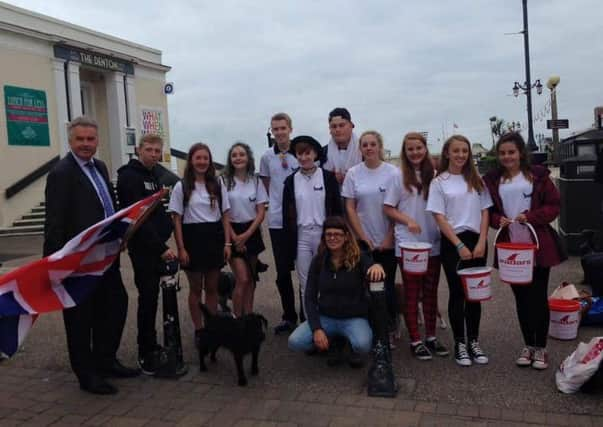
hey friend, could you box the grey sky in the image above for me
[7,0,603,163]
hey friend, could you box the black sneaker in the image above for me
[410,342,432,361]
[454,342,472,367]
[138,347,167,376]
[327,338,345,367]
[348,351,365,369]
[468,340,489,365]
[273,320,295,335]
[425,338,449,357]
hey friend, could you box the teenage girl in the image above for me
[384,132,448,360]
[169,143,231,345]
[484,132,565,370]
[342,130,398,333]
[426,135,492,367]
[282,135,342,318]
[221,142,268,317]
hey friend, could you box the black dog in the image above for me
[198,304,268,386]
[218,271,236,313]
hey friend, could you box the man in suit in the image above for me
[44,116,139,395]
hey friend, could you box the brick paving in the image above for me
[1,233,603,426]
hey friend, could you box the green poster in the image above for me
[4,85,50,146]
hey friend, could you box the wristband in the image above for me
[455,242,465,251]
[224,243,232,247]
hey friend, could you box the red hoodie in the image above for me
[483,165,567,268]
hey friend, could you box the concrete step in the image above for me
[12,219,44,227]
[0,225,43,236]
[21,213,45,220]
[31,207,45,214]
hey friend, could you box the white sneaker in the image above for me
[515,347,533,367]
[454,342,472,367]
[532,348,548,370]
[468,340,489,364]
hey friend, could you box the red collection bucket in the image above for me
[399,242,432,275]
[494,222,539,285]
[457,264,492,302]
[548,298,581,340]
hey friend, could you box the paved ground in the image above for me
[1,231,602,426]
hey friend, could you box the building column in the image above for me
[125,75,137,131]
[52,58,69,157]
[67,62,82,119]
[105,71,128,178]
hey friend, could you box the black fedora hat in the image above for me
[291,135,323,156]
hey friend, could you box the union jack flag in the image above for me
[0,190,166,358]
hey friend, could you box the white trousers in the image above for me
[296,225,323,316]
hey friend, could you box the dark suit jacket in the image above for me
[43,153,116,257]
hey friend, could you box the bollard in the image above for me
[156,260,188,378]
[367,281,398,398]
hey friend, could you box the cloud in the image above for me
[6,0,603,161]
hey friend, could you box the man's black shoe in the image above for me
[98,360,141,378]
[256,259,269,273]
[79,375,118,395]
[274,320,295,335]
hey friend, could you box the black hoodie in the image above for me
[117,159,173,256]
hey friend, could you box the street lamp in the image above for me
[547,75,561,164]
[511,0,540,152]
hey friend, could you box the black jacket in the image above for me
[117,159,173,256]
[305,251,374,332]
[44,153,116,256]
[282,168,342,261]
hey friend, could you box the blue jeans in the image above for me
[288,316,373,354]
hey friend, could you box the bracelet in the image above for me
[224,243,232,247]
[455,242,465,251]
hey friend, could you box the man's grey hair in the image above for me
[68,116,98,139]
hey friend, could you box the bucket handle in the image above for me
[456,258,487,273]
[493,221,539,250]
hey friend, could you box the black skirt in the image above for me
[182,221,225,272]
[231,221,265,258]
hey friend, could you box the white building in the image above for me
[0,2,172,232]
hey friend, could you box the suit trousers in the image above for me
[62,263,128,382]
[269,228,298,323]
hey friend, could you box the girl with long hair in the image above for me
[221,142,268,316]
[342,130,398,334]
[168,143,231,345]
[384,132,448,360]
[483,132,565,370]
[288,216,385,366]
[426,135,492,367]
[282,136,343,319]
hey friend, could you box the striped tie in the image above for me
[85,162,115,218]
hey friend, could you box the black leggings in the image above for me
[440,231,487,343]
[510,267,550,348]
[372,249,398,329]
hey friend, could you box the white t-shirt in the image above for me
[222,175,269,224]
[342,162,397,248]
[294,169,326,227]
[168,180,230,224]
[383,169,441,256]
[259,146,299,229]
[426,172,493,234]
[499,173,534,243]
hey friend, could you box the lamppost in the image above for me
[511,0,542,152]
[547,75,561,165]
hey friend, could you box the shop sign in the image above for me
[4,85,50,146]
[54,44,135,75]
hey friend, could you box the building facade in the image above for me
[0,2,172,229]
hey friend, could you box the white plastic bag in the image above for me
[550,282,580,300]
[556,336,603,394]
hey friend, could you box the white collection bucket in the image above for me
[458,266,493,302]
[548,298,581,340]
[494,222,539,285]
[399,242,432,275]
